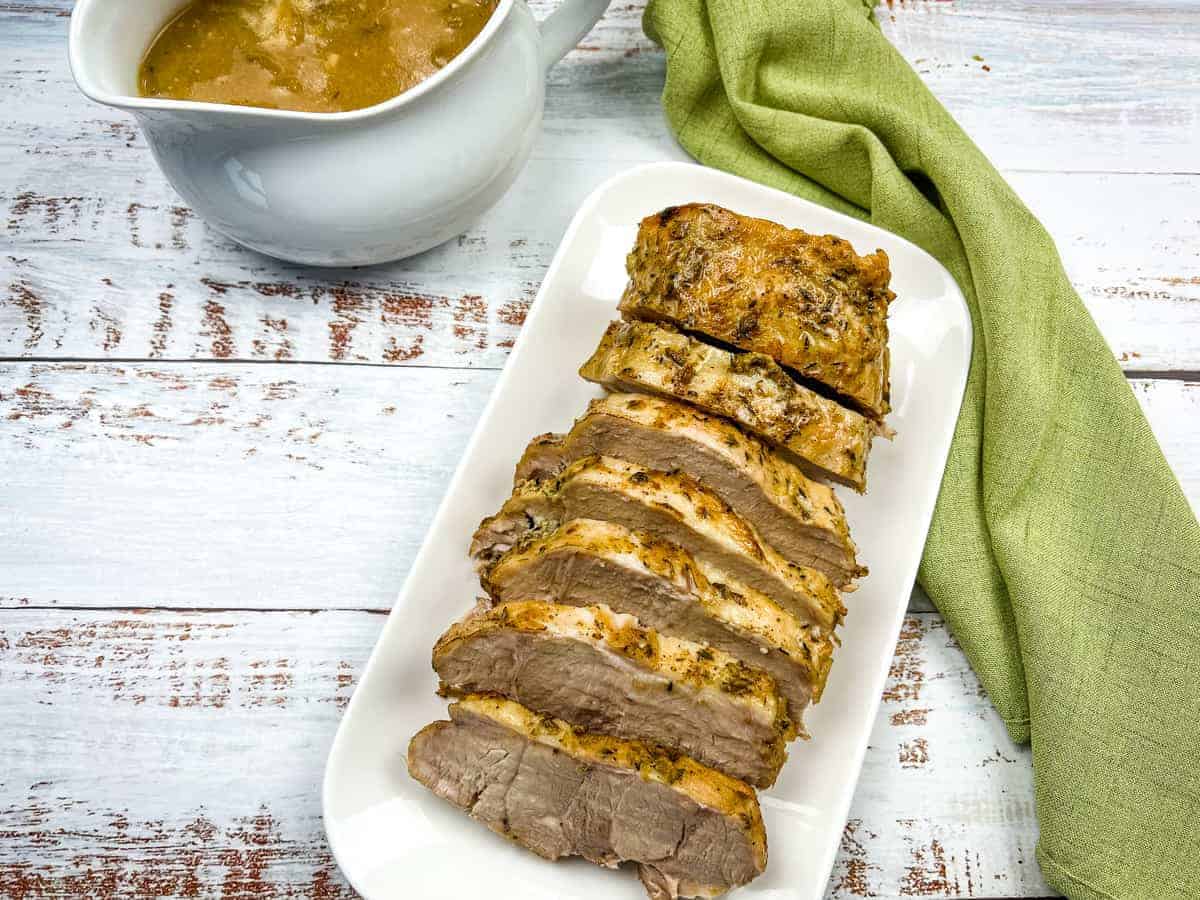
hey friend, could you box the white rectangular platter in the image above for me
[323,160,972,900]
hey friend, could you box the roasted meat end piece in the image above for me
[407,694,768,899]
[621,202,894,420]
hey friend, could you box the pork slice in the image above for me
[471,455,845,635]
[484,518,833,720]
[433,601,793,787]
[578,319,878,492]
[513,392,864,586]
[407,694,767,899]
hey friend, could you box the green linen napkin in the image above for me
[641,1,1200,897]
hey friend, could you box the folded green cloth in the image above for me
[642,1,1200,897]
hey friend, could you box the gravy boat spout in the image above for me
[69,0,610,266]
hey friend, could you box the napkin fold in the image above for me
[642,1,1200,897]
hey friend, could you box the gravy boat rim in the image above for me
[68,0,517,123]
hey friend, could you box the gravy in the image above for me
[139,0,499,113]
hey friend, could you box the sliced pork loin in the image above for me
[471,455,845,635]
[408,694,767,899]
[483,518,833,721]
[433,601,794,787]
[579,319,877,492]
[620,203,894,420]
[515,393,864,586]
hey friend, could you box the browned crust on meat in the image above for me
[579,319,876,491]
[621,203,893,419]
[513,392,864,584]
[484,518,835,701]
[435,600,796,743]
[473,454,846,632]
[444,693,768,866]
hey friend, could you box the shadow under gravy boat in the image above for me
[69,0,611,266]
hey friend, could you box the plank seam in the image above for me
[0,604,391,615]
[1121,370,1200,383]
[0,604,942,618]
[1,356,1195,383]
[0,355,492,372]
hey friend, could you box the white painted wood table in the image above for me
[2,1,1197,897]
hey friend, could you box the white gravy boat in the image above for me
[69,0,610,266]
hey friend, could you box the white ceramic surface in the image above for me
[67,0,610,267]
[323,161,973,900]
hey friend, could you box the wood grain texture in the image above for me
[1,0,1196,897]
[4,0,1197,173]
[2,2,1199,371]
[4,169,1198,371]
[0,361,496,610]
[0,609,367,899]
[0,609,1051,899]
[877,0,1200,175]
[1,363,1194,611]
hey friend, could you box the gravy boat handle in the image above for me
[538,0,612,70]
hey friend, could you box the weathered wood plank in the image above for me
[0,609,366,899]
[1016,173,1200,372]
[0,608,1052,898]
[2,2,1198,371]
[3,169,1198,371]
[3,0,1198,174]
[827,612,1053,898]
[0,363,1195,611]
[0,362,496,610]
[0,3,1190,897]
[877,0,1200,175]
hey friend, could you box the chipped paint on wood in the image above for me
[2,170,1198,368]
[828,819,883,897]
[201,299,235,359]
[0,609,1052,899]
[252,315,293,361]
[898,737,930,768]
[6,275,44,351]
[327,286,368,361]
[824,614,1051,898]
[0,366,1195,611]
[451,293,488,352]
[3,0,1200,370]
[891,707,930,727]
[89,303,123,352]
[884,616,929,704]
[1,609,376,898]
[6,191,87,233]
[2,801,357,899]
[0,361,501,608]
[0,2,72,16]
[150,290,174,357]
[12,618,236,708]
[1,2,1197,898]
[898,828,958,896]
